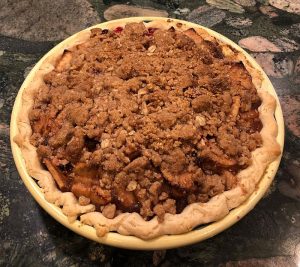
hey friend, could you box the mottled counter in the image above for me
[0,0,299,266]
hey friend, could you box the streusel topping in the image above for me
[29,22,262,221]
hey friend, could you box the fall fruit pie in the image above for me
[14,20,281,239]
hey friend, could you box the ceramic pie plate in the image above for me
[10,17,284,250]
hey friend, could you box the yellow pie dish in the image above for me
[10,17,284,250]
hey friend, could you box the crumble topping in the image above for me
[29,22,262,222]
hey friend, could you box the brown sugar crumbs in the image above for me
[29,22,263,222]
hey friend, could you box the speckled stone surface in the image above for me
[0,0,299,266]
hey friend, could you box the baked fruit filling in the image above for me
[29,22,263,222]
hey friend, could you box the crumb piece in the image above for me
[102,204,116,219]
[79,196,91,205]
[96,225,109,237]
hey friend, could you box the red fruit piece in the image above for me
[114,27,123,33]
[147,27,158,36]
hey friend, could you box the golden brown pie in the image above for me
[14,20,281,239]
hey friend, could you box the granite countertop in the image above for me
[0,0,300,266]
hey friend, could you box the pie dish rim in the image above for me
[10,16,284,250]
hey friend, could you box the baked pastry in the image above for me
[14,19,281,239]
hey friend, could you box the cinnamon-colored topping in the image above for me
[29,22,262,221]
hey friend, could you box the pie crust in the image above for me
[14,19,281,239]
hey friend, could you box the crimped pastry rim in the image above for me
[10,17,284,250]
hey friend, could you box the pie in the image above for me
[14,19,281,239]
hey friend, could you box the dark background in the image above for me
[0,0,299,266]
